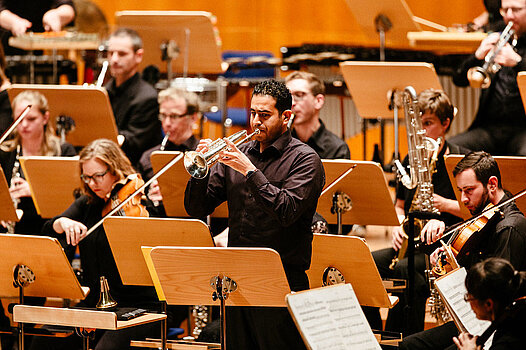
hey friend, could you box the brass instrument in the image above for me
[467,21,516,88]
[96,276,117,310]
[184,129,260,179]
[391,86,440,270]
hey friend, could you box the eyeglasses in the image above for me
[159,112,189,121]
[463,293,476,302]
[80,169,108,184]
[499,6,526,16]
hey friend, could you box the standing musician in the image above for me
[368,89,469,335]
[0,90,76,235]
[452,0,526,156]
[30,139,161,350]
[400,151,526,350]
[453,257,526,350]
[105,28,162,167]
[184,79,325,349]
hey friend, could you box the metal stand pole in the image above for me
[211,275,237,350]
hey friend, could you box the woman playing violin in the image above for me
[454,258,526,350]
[32,139,160,350]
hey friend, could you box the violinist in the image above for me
[31,139,160,350]
[453,257,526,350]
[401,151,526,350]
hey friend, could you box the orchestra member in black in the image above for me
[30,139,160,350]
[105,28,162,167]
[184,80,325,349]
[400,151,526,350]
[453,257,526,350]
[368,89,468,335]
[452,0,526,156]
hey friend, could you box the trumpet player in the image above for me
[368,89,469,336]
[184,80,325,350]
[452,0,526,156]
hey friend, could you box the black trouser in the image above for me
[368,248,429,336]
[399,321,458,350]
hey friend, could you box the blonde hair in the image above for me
[0,91,61,155]
[79,139,135,202]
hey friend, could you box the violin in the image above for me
[102,174,149,217]
[432,203,503,276]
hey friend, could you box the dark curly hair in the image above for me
[252,80,292,115]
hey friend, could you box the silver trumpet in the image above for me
[184,129,260,179]
[468,21,516,89]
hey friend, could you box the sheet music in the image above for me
[286,284,381,350]
[434,268,491,336]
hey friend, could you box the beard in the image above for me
[471,187,490,215]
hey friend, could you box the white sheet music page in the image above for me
[286,283,381,350]
[434,267,491,336]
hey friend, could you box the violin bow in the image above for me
[79,152,184,242]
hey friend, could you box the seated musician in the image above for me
[184,80,325,349]
[454,257,526,350]
[451,0,526,156]
[400,151,526,350]
[0,90,76,235]
[105,28,162,167]
[368,89,469,335]
[0,0,75,55]
[30,139,161,350]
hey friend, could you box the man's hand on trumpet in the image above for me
[218,137,257,176]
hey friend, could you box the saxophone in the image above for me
[391,86,450,323]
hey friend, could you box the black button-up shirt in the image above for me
[292,120,350,159]
[184,130,325,289]
[105,73,162,166]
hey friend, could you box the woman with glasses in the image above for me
[0,90,75,235]
[32,139,160,350]
[453,257,526,350]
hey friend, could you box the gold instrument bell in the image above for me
[96,276,118,310]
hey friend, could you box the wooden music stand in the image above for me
[115,11,223,76]
[150,151,228,218]
[407,32,487,54]
[0,166,20,223]
[340,61,442,160]
[8,84,118,147]
[149,247,290,350]
[307,234,398,308]
[445,155,526,220]
[103,217,214,287]
[0,234,88,349]
[345,0,420,49]
[317,160,399,226]
[19,156,81,218]
[517,72,526,112]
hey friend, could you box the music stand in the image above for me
[0,234,88,349]
[0,167,20,223]
[308,234,397,308]
[149,247,290,350]
[407,32,487,54]
[150,151,228,218]
[517,72,526,112]
[8,84,118,147]
[19,156,81,218]
[445,155,526,220]
[345,0,420,60]
[340,61,442,161]
[103,216,214,350]
[115,11,223,78]
[317,160,399,228]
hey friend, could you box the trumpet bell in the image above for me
[467,66,490,89]
[184,151,209,179]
